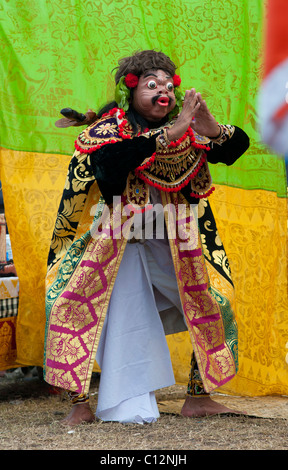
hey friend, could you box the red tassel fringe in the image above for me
[74,108,214,199]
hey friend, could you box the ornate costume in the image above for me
[44,106,249,421]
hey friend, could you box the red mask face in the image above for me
[131,69,176,122]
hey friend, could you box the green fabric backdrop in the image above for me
[0,0,286,196]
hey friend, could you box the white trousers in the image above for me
[95,238,185,423]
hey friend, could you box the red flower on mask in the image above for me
[173,75,181,87]
[125,73,139,88]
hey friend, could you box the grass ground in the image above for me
[0,369,287,451]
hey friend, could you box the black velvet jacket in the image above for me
[90,126,250,205]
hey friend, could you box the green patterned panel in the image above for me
[0,0,286,195]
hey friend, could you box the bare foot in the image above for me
[61,403,95,426]
[181,395,245,417]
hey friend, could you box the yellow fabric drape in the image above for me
[1,148,288,397]
[168,185,288,396]
[0,148,70,368]
[211,185,288,396]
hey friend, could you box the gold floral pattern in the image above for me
[161,191,238,392]
[180,256,206,286]
[1,1,288,397]
[138,129,212,194]
[198,198,233,285]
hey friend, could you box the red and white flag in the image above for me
[258,0,288,155]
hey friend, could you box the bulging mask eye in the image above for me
[166,82,174,92]
[147,80,157,89]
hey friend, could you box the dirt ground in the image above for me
[0,368,288,452]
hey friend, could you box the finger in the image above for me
[192,101,201,114]
[190,118,197,129]
[184,88,197,99]
[197,95,210,113]
[183,90,198,109]
[183,89,193,103]
[189,89,198,103]
[194,93,205,108]
[198,96,208,109]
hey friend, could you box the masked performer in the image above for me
[44,50,249,425]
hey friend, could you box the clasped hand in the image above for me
[167,89,219,142]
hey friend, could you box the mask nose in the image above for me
[158,84,168,94]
